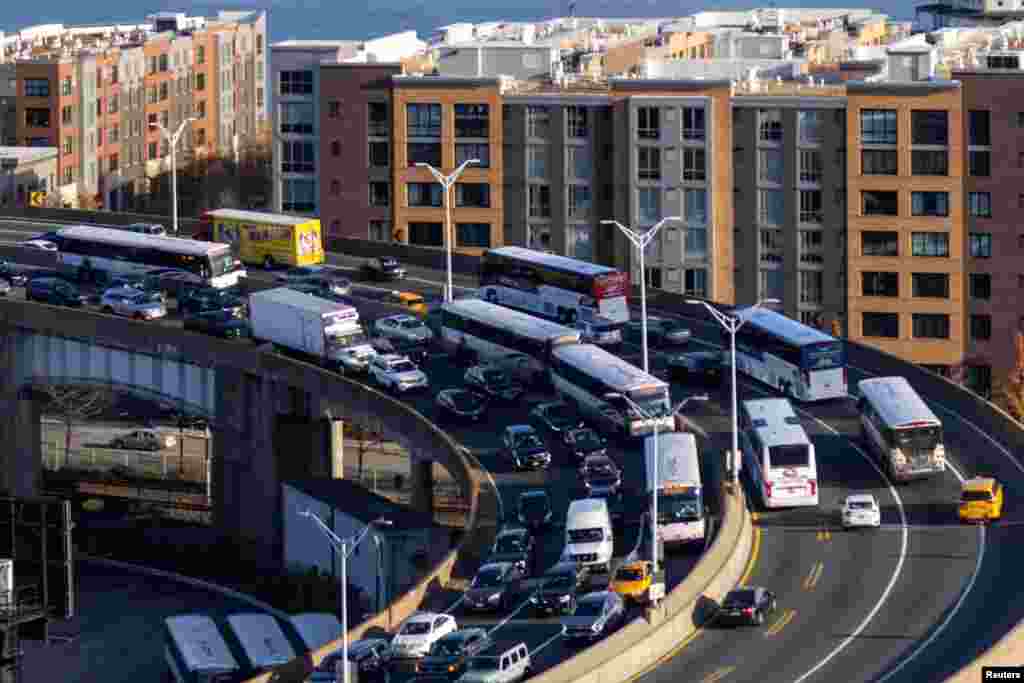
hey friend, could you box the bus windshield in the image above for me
[802,342,844,371]
[768,444,811,468]
[659,490,702,523]
[894,425,941,451]
[209,249,237,277]
[628,387,670,417]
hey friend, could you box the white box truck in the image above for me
[249,287,376,374]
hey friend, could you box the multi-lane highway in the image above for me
[0,216,1021,682]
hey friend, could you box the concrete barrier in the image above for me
[529,483,752,683]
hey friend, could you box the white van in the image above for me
[561,498,614,573]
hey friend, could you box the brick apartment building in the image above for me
[7,10,267,209]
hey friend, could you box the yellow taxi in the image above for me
[611,560,652,604]
[958,476,1004,523]
[385,291,429,317]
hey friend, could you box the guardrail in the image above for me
[530,482,752,683]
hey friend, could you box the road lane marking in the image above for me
[816,529,831,542]
[530,630,564,656]
[738,525,761,587]
[443,594,467,614]
[803,562,824,591]
[701,665,736,683]
[765,609,796,636]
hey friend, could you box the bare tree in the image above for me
[995,374,1024,423]
[38,386,113,461]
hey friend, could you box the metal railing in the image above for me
[42,441,209,484]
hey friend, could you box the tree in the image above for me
[38,386,113,463]
[995,372,1024,423]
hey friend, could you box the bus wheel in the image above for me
[263,255,275,269]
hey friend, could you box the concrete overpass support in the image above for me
[409,458,434,517]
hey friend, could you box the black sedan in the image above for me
[315,637,390,682]
[362,256,406,281]
[417,628,492,678]
[487,526,535,573]
[503,425,551,471]
[530,561,590,615]
[667,351,724,383]
[564,427,607,465]
[435,388,489,423]
[463,561,526,612]
[717,586,777,626]
[517,490,552,530]
[529,401,584,443]
[464,365,524,402]
[0,259,27,286]
[178,287,246,316]
[183,309,250,339]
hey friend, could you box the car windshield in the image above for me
[472,568,505,587]
[572,431,603,451]
[495,536,523,553]
[574,599,605,617]
[390,360,417,373]
[431,639,464,656]
[400,622,432,636]
[515,433,543,449]
[380,258,398,268]
[962,490,993,502]
[483,369,510,386]
[400,320,424,329]
[848,500,875,510]
[616,567,645,582]
[467,657,499,671]
[724,590,756,607]
[568,528,604,543]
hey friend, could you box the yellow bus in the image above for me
[201,209,324,268]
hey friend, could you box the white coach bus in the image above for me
[740,398,819,508]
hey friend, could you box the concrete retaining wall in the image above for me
[531,483,752,683]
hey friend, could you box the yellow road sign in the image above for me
[29,191,46,207]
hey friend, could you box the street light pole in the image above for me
[601,217,680,374]
[150,117,197,235]
[299,511,391,683]
[687,299,779,485]
[605,392,707,573]
[416,159,480,303]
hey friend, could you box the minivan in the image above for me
[26,277,86,307]
[561,498,614,574]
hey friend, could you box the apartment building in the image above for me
[8,11,266,208]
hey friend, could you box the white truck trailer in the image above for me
[249,287,376,373]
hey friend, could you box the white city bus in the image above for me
[550,343,673,438]
[479,246,630,340]
[55,225,245,289]
[644,432,705,547]
[164,614,240,683]
[439,298,581,373]
[740,398,819,509]
[728,306,847,402]
[857,376,946,482]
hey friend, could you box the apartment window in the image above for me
[911,191,949,217]
[760,229,783,251]
[147,87,158,105]
[636,187,661,224]
[799,150,823,184]
[568,146,593,179]
[25,108,50,128]
[799,270,823,304]
[369,220,389,242]
[62,167,73,185]
[407,103,441,138]
[913,313,950,339]
[409,222,443,247]
[159,82,169,101]
[196,46,205,64]
[759,269,784,300]
[798,230,823,251]
[798,110,823,145]
[758,109,782,142]
[911,110,949,146]
[157,53,168,72]
[863,312,900,338]
[682,107,705,142]
[281,141,315,173]
[61,105,73,125]
[452,142,488,168]
[279,70,313,95]
[969,192,992,218]
[638,147,660,181]
[912,149,948,176]
[108,154,119,172]
[97,128,104,147]
[529,185,551,218]
[368,102,388,137]
[527,106,550,138]
[568,185,592,220]
[861,109,897,145]
[861,230,898,257]
[327,100,341,119]
[193,73,205,91]
[63,137,73,155]
[567,106,589,138]
[455,183,490,208]
[683,148,706,182]
[971,314,992,341]
[407,182,442,207]
[758,149,783,184]
[684,189,707,225]
[329,179,340,197]
[969,150,991,177]
[638,107,660,139]
[160,111,169,129]
[799,190,823,224]
[759,189,784,226]
[282,179,316,212]
[454,104,489,138]
[970,233,992,258]
[568,225,593,261]
[527,146,547,178]
[971,273,992,300]
[684,268,708,298]
[369,141,390,168]
[110,125,119,143]
[969,110,991,145]
[330,140,341,157]
[862,191,898,216]
[685,227,708,258]
[194,127,206,148]
[912,232,950,257]
[863,271,899,297]
[406,143,441,167]
[61,77,72,97]
[912,272,950,298]
[369,182,390,207]
[109,93,119,114]
[24,79,49,97]
[457,223,491,248]
[148,141,157,160]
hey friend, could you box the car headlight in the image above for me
[591,622,602,632]
[529,596,538,604]
[487,593,501,603]
[559,595,571,603]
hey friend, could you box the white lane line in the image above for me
[487,592,539,635]
[443,593,468,614]
[530,630,565,656]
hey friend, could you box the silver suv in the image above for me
[457,643,531,683]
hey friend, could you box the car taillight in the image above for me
[743,607,754,614]
[842,367,848,386]
[809,480,817,496]
[765,482,773,498]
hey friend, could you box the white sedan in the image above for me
[841,493,881,529]
[368,354,429,393]
[388,612,457,659]
[21,239,57,251]
[373,314,433,345]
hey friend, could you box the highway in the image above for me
[0,216,1020,682]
